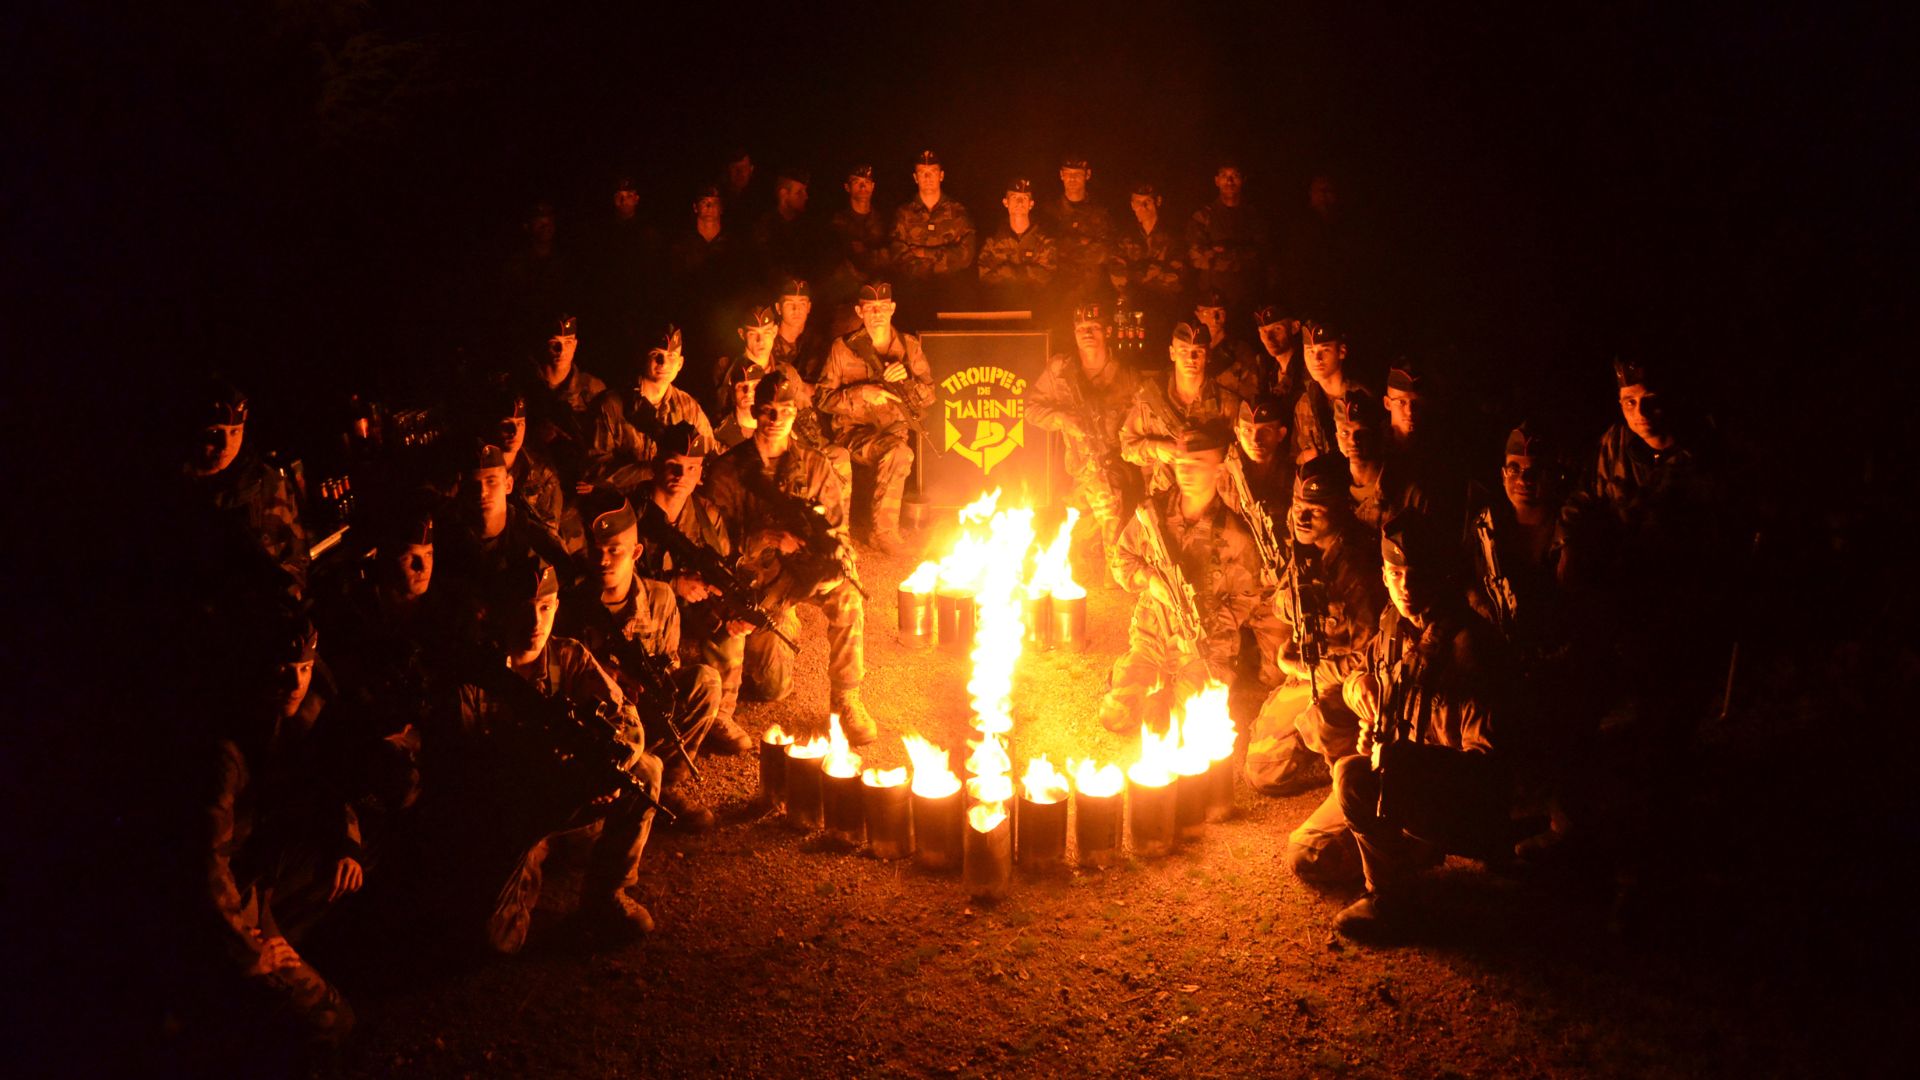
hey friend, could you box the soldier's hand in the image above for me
[330,857,364,901]
[673,574,717,603]
[251,933,303,975]
[1345,671,1381,724]
[1145,575,1172,607]
[1278,651,1312,682]
[882,361,909,384]
[773,531,804,555]
[725,618,757,637]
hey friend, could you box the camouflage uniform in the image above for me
[633,492,751,728]
[1293,381,1343,461]
[1217,444,1293,525]
[711,411,753,451]
[1106,490,1283,720]
[1045,194,1115,292]
[184,453,311,596]
[1027,350,1141,566]
[526,362,608,482]
[436,506,572,601]
[889,196,976,278]
[557,576,723,771]
[772,328,829,383]
[587,383,716,494]
[704,438,865,704]
[1107,219,1186,302]
[976,223,1059,297]
[1207,336,1266,402]
[829,206,892,284]
[814,327,936,539]
[1119,375,1243,496]
[1186,200,1271,310]
[511,444,582,555]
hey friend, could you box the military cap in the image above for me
[263,606,320,664]
[1299,318,1346,347]
[579,484,638,543]
[1504,421,1553,459]
[498,556,562,603]
[1171,322,1212,348]
[858,282,894,303]
[655,421,704,462]
[775,165,810,186]
[1194,290,1227,311]
[754,370,801,409]
[693,183,722,201]
[724,360,763,387]
[723,147,752,165]
[1380,511,1453,571]
[847,163,874,180]
[1386,356,1427,394]
[1060,154,1091,171]
[1292,453,1350,509]
[466,440,508,472]
[1334,386,1384,429]
[614,175,638,193]
[545,312,579,338]
[740,305,777,330]
[367,504,434,553]
[1239,394,1288,425]
[914,150,941,167]
[1007,177,1034,195]
[1252,302,1289,328]
[1130,180,1160,197]
[481,383,527,421]
[1173,422,1232,457]
[195,377,249,427]
[777,276,811,298]
[1612,355,1660,390]
[649,324,684,358]
[1072,301,1106,324]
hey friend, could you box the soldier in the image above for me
[177,378,311,598]
[524,312,606,483]
[587,325,717,493]
[814,282,935,554]
[711,304,813,419]
[560,485,733,831]
[711,362,760,451]
[1325,514,1514,939]
[499,201,574,329]
[1245,455,1387,798]
[1219,394,1294,523]
[1193,290,1263,400]
[436,440,571,599]
[889,150,976,282]
[479,384,578,555]
[1107,181,1186,327]
[1254,303,1308,412]
[827,164,891,295]
[1381,356,1467,532]
[666,185,738,311]
[1187,160,1272,312]
[1120,322,1244,497]
[587,175,662,359]
[1336,387,1431,533]
[705,372,877,743]
[770,276,828,380]
[1047,154,1115,295]
[1028,301,1143,579]
[1097,425,1282,732]
[718,148,762,218]
[752,166,820,284]
[1293,318,1355,462]
[315,506,447,762]
[976,177,1059,308]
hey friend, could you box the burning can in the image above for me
[1022,589,1053,651]
[913,789,965,872]
[934,590,977,654]
[758,732,792,814]
[1017,794,1068,872]
[1205,756,1236,823]
[1127,777,1178,857]
[784,745,826,831]
[862,771,913,859]
[1074,790,1123,866]
[1174,768,1211,841]
[822,771,866,849]
[1050,591,1088,651]
[896,587,935,646]
[963,803,1013,899]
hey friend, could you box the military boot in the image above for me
[832,688,879,746]
[1333,892,1406,942]
[702,714,755,756]
[575,890,655,945]
[659,777,715,832]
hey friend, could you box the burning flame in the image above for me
[787,733,830,760]
[968,802,1009,833]
[965,733,1015,805]
[822,713,861,779]
[967,506,1034,737]
[1069,757,1125,799]
[861,766,908,788]
[903,734,961,799]
[1021,755,1069,804]
[1029,508,1085,600]
[901,560,940,595]
[1179,681,1237,764]
[762,723,795,746]
[1128,724,1180,788]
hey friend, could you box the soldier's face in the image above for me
[727,157,753,188]
[1310,176,1338,214]
[1385,388,1422,437]
[594,525,639,593]
[1195,306,1227,341]
[614,188,640,216]
[733,376,762,413]
[1171,342,1208,380]
[196,423,245,474]
[270,659,315,719]
[527,214,556,244]
[1257,320,1294,356]
[858,299,895,337]
[391,542,433,598]
[1334,417,1377,462]
[777,180,808,214]
[1060,168,1090,200]
[741,325,776,361]
[1502,454,1544,511]
[647,347,685,385]
[1384,562,1440,621]
[497,416,527,455]
[510,594,561,656]
[1237,419,1286,464]
[1291,502,1334,545]
[846,175,875,202]
[1618,385,1667,443]
[1215,168,1243,200]
[694,195,723,220]
[754,402,798,442]
[658,453,704,500]
[1003,191,1034,218]
[913,165,944,199]
[465,466,512,516]
[1304,341,1345,381]
[547,333,578,368]
[1073,318,1106,353]
[1130,193,1162,228]
[1173,451,1226,498]
[777,294,812,326]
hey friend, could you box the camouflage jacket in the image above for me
[1028,351,1139,476]
[435,506,572,599]
[558,577,682,687]
[711,412,753,451]
[450,636,642,746]
[815,329,935,433]
[890,195,976,277]
[1113,490,1283,681]
[634,492,734,579]
[1119,375,1243,493]
[1207,336,1266,402]
[187,453,311,596]
[710,354,813,419]
[1349,459,1432,534]
[1292,381,1343,461]
[1218,445,1294,524]
[772,328,829,382]
[829,206,892,280]
[1359,604,1507,756]
[1107,219,1185,297]
[976,223,1059,288]
[1186,200,1271,278]
[588,383,716,488]
[1276,523,1387,688]
[705,438,853,543]
[1044,195,1115,281]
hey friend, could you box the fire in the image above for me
[901,560,940,594]
[1028,508,1085,601]
[788,732,830,760]
[763,723,795,746]
[903,734,961,799]
[861,766,908,788]
[1020,755,1069,804]
[966,505,1034,737]
[1179,681,1236,764]
[967,802,1008,832]
[1128,724,1180,788]
[1069,757,1125,799]
[965,733,1014,805]
[822,713,861,779]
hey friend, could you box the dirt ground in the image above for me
[320,540,1897,1079]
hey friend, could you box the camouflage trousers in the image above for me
[1104,603,1213,731]
[1062,457,1127,583]
[839,421,913,536]
[653,662,722,785]
[1284,788,1363,888]
[1244,680,1360,795]
[744,577,864,703]
[244,959,355,1048]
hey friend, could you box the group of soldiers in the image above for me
[162,146,1735,1054]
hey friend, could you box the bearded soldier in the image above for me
[1027,301,1142,578]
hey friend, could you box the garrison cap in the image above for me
[654,421,704,462]
[1173,422,1232,457]
[724,360,764,387]
[481,383,527,421]
[693,183,722,201]
[372,507,434,551]
[1253,302,1289,328]
[1130,180,1160,197]
[498,556,561,603]
[740,305,777,330]
[1171,322,1212,348]
[913,150,941,167]
[545,312,579,338]
[847,163,874,180]
[579,484,638,543]
[1239,394,1288,425]
[1073,301,1106,324]
[1386,356,1427,394]
[1060,154,1091,170]
[1334,386,1384,429]
[1007,177,1034,195]
[195,377,249,427]
[1299,318,1346,348]
[1380,511,1453,571]
[1612,355,1661,390]
[465,440,509,472]
[775,164,810,186]
[614,175,638,193]
[649,324,684,358]
[1504,421,1553,459]
[777,276,811,299]
[858,282,894,302]
[1292,453,1350,509]
[1194,290,1227,311]
[754,370,801,409]
[263,606,320,664]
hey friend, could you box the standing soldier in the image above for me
[175,378,310,598]
[827,164,891,300]
[976,177,1059,309]
[1120,322,1244,497]
[1293,318,1355,462]
[1245,455,1387,799]
[524,312,606,482]
[1028,301,1143,580]
[1187,160,1272,313]
[814,282,935,554]
[751,166,820,285]
[437,440,571,599]
[1107,181,1186,333]
[1192,290,1263,400]
[889,150,976,301]
[587,325,716,493]
[560,485,733,831]
[705,372,877,742]
[1097,425,1283,732]
[1047,154,1115,297]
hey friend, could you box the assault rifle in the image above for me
[1223,451,1284,584]
[747,469,867,602]
[836,376,942,458]
[1471,505,1519,637]
[1131,501,1204,657]
[597,631,708,782]
[636,502,799,652]
[484,672,675,825]
[1288,539,1330,700]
